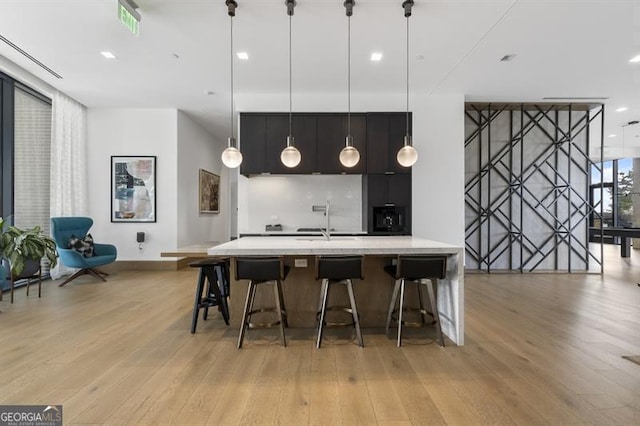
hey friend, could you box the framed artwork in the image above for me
[199,169,220,214]
[111,156,156,222]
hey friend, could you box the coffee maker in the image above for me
[372,206,406,233]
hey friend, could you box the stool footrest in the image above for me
[316,306,357,327]
[389,308,436,327]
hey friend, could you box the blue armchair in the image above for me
[50,217,117,287]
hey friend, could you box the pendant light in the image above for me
[396,0,418,167]
[339,0,360,168]
[221,0,243,168]
[280,0,302,168]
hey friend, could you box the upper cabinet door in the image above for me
[317,114,367,174]
[366,112,412,174]
[366,113,389,173]
[265,114,291,174]
[291,115,317,174]
[388,113,412,174]
[239,114,267,175]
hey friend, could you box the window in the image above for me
[0,72,52,286]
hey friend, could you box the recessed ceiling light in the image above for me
[370,52,383,62]
[237,52,249,60]
[100,51,117,59]
[608,134,617,138]
[500,54,517,62]
[616,107,628,112]
[629,54,640,63]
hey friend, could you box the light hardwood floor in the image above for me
[1,245,639,425]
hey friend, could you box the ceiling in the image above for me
[0,0,639,160]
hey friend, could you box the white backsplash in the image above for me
[238,175,363,233]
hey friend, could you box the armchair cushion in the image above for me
[68,233,95,258]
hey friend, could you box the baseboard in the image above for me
[105,260,182,271]
[102,258,195,271]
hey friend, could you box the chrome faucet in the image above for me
[311,200,331,240]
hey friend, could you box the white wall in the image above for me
[234,92,465,247]
[87,108,178,261]
[238,175,363,233]
[176,111,229,245]
[411,95,465,247]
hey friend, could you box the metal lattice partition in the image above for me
[465,103,604,273]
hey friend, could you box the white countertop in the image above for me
[207,236,462,256]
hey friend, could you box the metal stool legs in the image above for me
[237,279,287,349]
[316,278,364,348]
[386,278,444,347]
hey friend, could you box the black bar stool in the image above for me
[235,257,289,348]
[384,255,447,347]
[189,258,230,333]
[315,255,364,348]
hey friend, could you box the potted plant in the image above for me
[0,217,58,278]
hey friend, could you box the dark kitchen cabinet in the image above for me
[240,113,317,175]
[264,114,317,174]
[316,114,367,174]
[366,173,411,234]
[239,114,267,175]
[291,115,318,174]
[241,112,368,175]
[366,112,412,174]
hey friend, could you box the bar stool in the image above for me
[384,255,447,347]
[189,258,230,334]
[236,257,289,348]
[315,255,364,348]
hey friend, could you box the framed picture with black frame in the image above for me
[111,156,156,222]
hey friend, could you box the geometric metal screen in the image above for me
[465,103,604,273]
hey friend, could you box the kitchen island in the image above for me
[208,236,464,345]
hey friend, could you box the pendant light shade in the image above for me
[222,137,243,168]
[280,0,301,168]
[339,0,360,168]
[281,136,301,168]
[222,0,242,168]
[396,0,418,168]
[340,136,360,168]
[397,136,418,167]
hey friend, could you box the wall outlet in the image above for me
[294,258,308,268]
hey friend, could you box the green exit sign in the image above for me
[118,1,140,36]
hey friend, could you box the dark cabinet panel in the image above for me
[239,114,267,175]
[316,114,343,174]
[317,114,367,174]
[291,115,317,174]
[264,114,318,174]
[388,173,411,207]
[347,114,367,174]
[366,113,412,174]
[265,114,291,174]
[366,114,389,173]
[388,114,412,174]
[366,173,412,234]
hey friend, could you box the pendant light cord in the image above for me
[406,14,409,138]
[289,14,292,137]
[230,15,234,142]
[347,15,351,138]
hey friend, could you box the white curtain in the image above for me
[49,91,88,279]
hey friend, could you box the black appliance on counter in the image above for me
[372,206,406,233]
